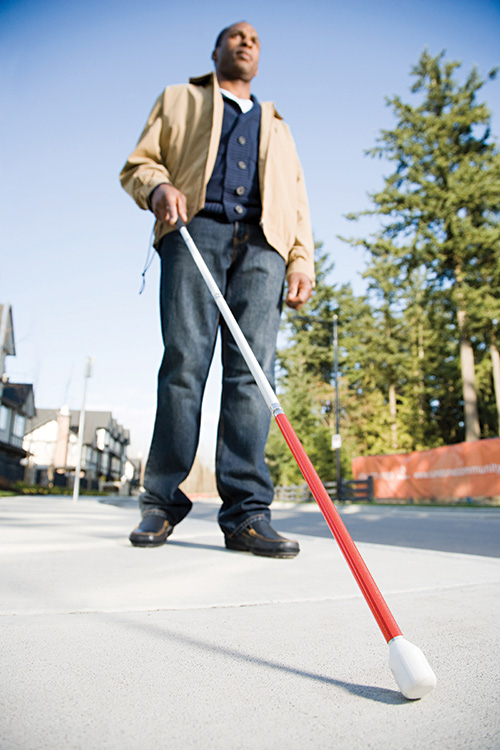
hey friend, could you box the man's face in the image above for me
[213,23,260,83]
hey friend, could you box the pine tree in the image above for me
[344,50,500,441]
[330,282,403,466]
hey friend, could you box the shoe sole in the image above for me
[129,525,173,548]
[225,539,299,559]
[129,538,167,548]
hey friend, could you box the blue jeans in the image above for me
[141,215,286,535]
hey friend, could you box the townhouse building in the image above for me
[0,304,36,483]
[23,409,132,491]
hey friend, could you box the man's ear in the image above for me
[212,50,217,62]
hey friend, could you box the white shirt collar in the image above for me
[220,88,254,114]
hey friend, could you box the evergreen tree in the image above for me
[267,51,500,492]
[344,50,500,441]
[330,282,403,467]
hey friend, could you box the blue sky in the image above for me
[1,0,499,464]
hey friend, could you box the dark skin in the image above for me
[151,22,313,309]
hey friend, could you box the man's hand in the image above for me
[285,273,313,309]
[150,183,188,226]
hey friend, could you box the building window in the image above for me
[13,414,26,438]
[0,405,10,431]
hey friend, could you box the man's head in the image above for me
[212,22,260,84]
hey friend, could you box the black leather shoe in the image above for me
[129,515,173,547]
[225,519,300,559]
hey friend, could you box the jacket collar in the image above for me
[189,72,215,87]
[188,72,282,120]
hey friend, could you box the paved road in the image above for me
[107,497,500,558]
[275,504,500,558]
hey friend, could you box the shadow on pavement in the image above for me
[160,539,225,553]
[119,617,407,706]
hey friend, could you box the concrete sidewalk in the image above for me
[1,495,499,749]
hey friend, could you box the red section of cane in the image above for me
[275,412,402,643]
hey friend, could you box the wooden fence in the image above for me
[274,477,373,503]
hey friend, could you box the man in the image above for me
[120,22,314,558]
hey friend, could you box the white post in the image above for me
[73,357,93,502]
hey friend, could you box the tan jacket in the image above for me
[120,73,315,282]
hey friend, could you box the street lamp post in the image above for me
[73,357,93,502]
[332,315,342,500]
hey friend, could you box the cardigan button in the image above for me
[235,186,246,196]
[234,205,244,214]
[237,160,247,170]
[237,136,246,145]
